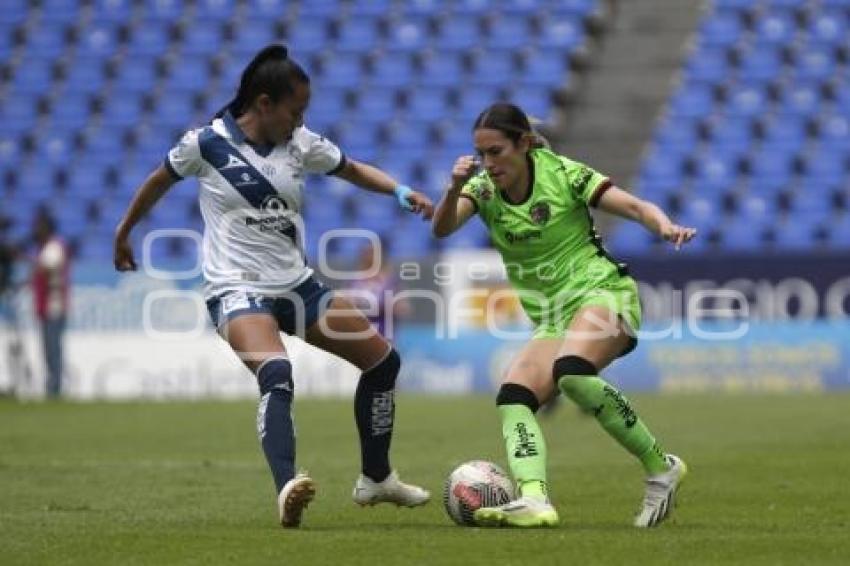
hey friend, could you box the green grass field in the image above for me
[2,394,848,565]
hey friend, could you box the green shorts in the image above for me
[530,275,642,355]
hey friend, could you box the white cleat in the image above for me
[634,454,688,528]
[278,472,316,528]
[352,470,431,507]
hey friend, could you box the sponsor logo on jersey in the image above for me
[235,172,258,186]
[221,153,249,170]
[530,201,551,225]
[504,230,543,244]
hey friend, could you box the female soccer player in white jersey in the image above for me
[432,103,696,528]
[114,45,433,528]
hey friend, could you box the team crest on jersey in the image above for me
[221,154,249,170]
[530,202,551,225]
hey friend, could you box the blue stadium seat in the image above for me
[337,19,381,52]
[818,114,850,152]
[298,0,342,18]
[350,0,395,17]
[102,95,144,129]
[308,87,348,127]
[92,0,133,23]
[435,16,482,50]
[692,151,738,191]
[521,54,570,88]
[698,12,744,47]
[771,219,819,251]
[316,53,363,88]
[115,60,158,94]
[509,86,552,120]
[384,120,432,150]
[800,151,846,186]
[245,0,287,18]
[41,133,74,167]
[126,26,171,57]
[737,48,782,83]
[456,88,495,122]
[538,17,585,50]
[231,21,276,58]
[439,123,472,154]
[753,12,797,45]
[370,54,415,88]
[418,52,464,87]
[486,17,532,50]
[77,26,117,58]
[12,61,54,94]
[776,83,821,118]
[386,19,429,51]
[0,0,28,25]
[469,51,516,87]
[288,17,330,53]
[336,120,380,154]
[182,25,223,56]
[26,23,69,58]
[721,216,767,251]
[194,0,236,22]
[806,10,848,45]
[156,96,197,128]
[608,221,654,255]
[139,0,185,22]
[407,88,449,122]
[725,83,769,118]
[791,46,837,82]
[165,64,210,93]
[747,149,795,187]
[668,84,715,118]
[712,0,756,12]
[63,57,107,95]
[684,46,730,83]
[827,215,850,247]
[354,87,398,123]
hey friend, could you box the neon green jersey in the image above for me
[461,148,635,331]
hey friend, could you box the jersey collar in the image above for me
[222,110,275,157]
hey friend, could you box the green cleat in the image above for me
[473,496,560,528]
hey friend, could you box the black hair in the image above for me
[215,44,309,118]
[472,102,548,149]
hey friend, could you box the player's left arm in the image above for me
[334,159,434,220]
[596,185,697,250]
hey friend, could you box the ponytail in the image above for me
[214,44,308,119]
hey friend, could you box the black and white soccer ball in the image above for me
[443,460,515,526]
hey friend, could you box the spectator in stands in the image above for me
[114,44,434,528]
[433,102,696,529]
[31,210,70,399]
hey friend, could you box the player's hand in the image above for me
[659,222,697,250]
[450,155,479,191]
[114,236,137,271]
[405,190,435,220]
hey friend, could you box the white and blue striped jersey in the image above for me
[165,111,345,299]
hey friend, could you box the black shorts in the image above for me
[206,277,333,336]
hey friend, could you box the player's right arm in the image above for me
[113,165,177,271]
[432,155,478,238]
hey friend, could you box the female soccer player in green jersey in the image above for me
[432,103,697,528]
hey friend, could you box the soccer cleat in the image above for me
[473,496,560,528]
[352,470,431,507]
[278,472,316,528]
[634,454,687,528]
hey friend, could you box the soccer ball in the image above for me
[443,460,515,526]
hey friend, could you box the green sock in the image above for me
[558,374,669,475]
[499,404,549,501]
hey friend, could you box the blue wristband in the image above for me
[394,185,414,211]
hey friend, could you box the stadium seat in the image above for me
[418,52,465,87]
[434,16,482,50]
[370,54,416,88]
[337,19,381,52]
[386,18,429,51]
[538,17,585,50]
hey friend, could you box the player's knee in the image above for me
[362,347,400,388]
[496,383,540,413]
[552,355,597,391]
[256,356,294,397]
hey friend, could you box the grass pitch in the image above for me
[1,394,848,565]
